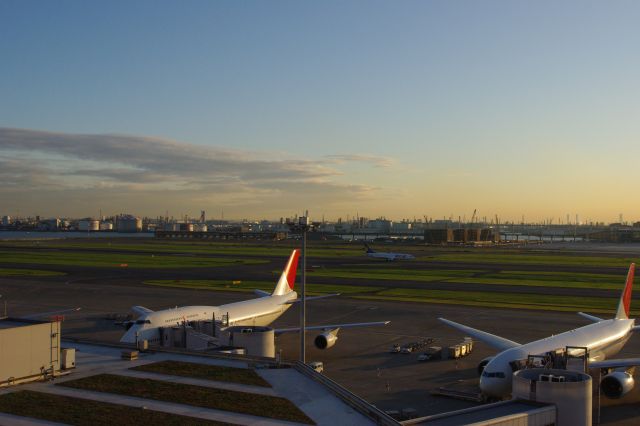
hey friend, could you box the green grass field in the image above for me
[361,288,629,314]
[306,268,479,282]
[3,240,363,258]
[429,252,640,267]
[3,238,635,313]
[0,268,66,277]
[59,374,314,424]
[0,250,267,268]
[144,279,382,295]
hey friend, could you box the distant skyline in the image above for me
[1,2,639,221]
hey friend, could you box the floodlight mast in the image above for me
[287,212,313,363]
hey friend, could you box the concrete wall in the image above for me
[0,321,60,385]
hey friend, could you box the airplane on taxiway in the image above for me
[364,243,415,261]
[440,263,640,399]
[121,249,389,349]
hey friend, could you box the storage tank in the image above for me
[99,222,113,231]
[513,368,591,426]
[194,223,208,232]
[179,223,194,232]
[117,215,142,232]
[165,223,180,231]
[78,219,100,231]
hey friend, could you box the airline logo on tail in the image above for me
[616,263,635,319]
[272,249,300,296]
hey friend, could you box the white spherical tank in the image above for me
[513,368,591,426]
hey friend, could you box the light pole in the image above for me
[287,213,314,363]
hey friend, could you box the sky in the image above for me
[1,1,639,222]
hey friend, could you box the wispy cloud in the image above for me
[0,128,395,216]
[324,154,395,168]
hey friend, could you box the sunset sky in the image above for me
[1,1,639,222]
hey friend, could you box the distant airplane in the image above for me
[121,250,389,349]
[440,263,640,399]
[364,243,415,261]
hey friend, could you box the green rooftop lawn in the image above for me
[132,360,271,387]
[0,390,231,426]
[59,374,314,424]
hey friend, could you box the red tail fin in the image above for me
[616,263,635,319]
[272,250,300,296]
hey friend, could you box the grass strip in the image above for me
[131,360,271,387]
[0,390,231,426]
[144,279,382,295]
[446,270,628,290]
[3,241,363,258]
[59,374,314,424]
[302,268,478,282]
[354,288,636,314]
[431,253,640,268]
[0,268,65,276]
[0,250,266,269]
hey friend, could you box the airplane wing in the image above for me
[590,358,640,370]
[131,306,154,316]
[20,307,81,320]
[284,294,340,304]
[275,320,390,334]
[438,318,520,351]
[578,312,604,323]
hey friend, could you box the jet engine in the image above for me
[477,357,494,375]
[314,329,339,349]
[601,371,635,399]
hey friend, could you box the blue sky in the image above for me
[1,1,639,221]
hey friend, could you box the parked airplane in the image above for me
[121,249,389,349]
[364,243,415,261]
[440,263,640,399]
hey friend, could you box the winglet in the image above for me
[272,250,300,296]
[616,263,635,319]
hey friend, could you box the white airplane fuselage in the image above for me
[481,318,635,397]
[121,291,297,344]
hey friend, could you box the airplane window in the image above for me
[135,319,151,325]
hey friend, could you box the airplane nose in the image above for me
[479,376,508,398]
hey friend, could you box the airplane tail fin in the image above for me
[272,249,300,296]
[615,263,635,319]
[364,242,375,253]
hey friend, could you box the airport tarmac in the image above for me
[2,241,640,424]
[2,274,640,424]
